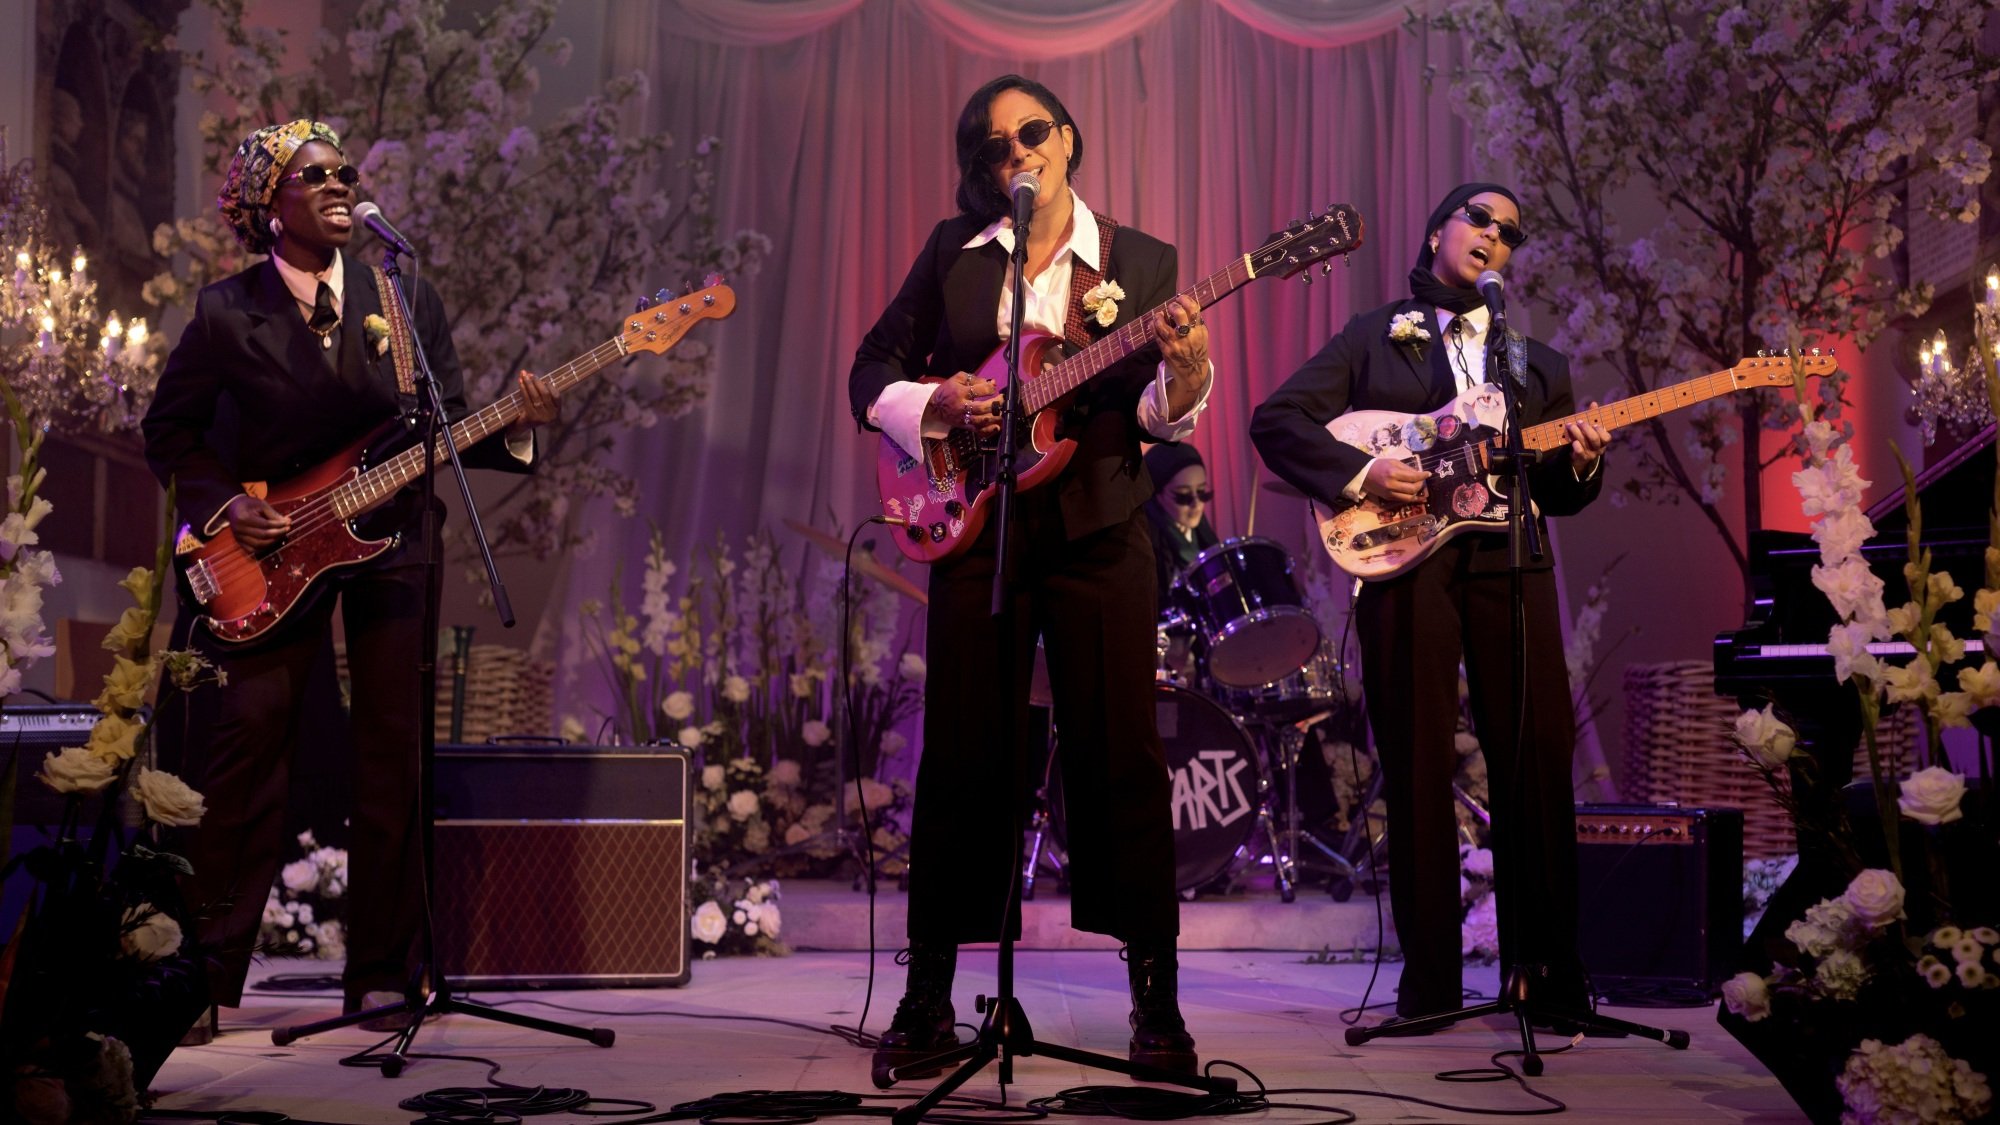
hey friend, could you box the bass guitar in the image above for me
[877,206,1365,564]
[177,283,737,644]
[1319,352,1836,580]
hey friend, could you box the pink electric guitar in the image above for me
[1319,353,1837,580]
[877,206,1366,564]
[176,283,736,644]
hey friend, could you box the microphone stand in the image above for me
[271,242,613,1073]
[882,190,1234,1120]
[1343,287,1682,1073]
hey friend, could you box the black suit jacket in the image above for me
[849,212,1181,541]
[144,253,525,539]
[1250,299,1601,572]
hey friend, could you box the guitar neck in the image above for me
[1023,256,1258,414]
[1519,367,1748,453]
[336,336,627,513]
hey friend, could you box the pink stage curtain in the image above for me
[547,0,1475,726]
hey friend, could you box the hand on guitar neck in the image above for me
[508,369,559,435]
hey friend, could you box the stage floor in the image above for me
[151,953,1807,1124]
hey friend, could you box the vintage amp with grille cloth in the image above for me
[432,743,690,987]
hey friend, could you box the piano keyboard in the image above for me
[1745,638,1987,659]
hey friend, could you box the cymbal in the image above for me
[782,518,930,607]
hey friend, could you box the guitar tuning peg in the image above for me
[634,296,650,312]
[654,288,671,305]
[1289,217,1302,229]
[1301,272,1314,286]
[1306,209,1318,221]
[1321,261,1334,276]
[1756,348,1767,358]
[1811,346,1822,356]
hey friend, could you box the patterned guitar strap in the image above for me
[370,265,420,405]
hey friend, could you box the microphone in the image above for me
[1009,171,1040,228]
[353,202,417,257]
[1475,269,1506,318]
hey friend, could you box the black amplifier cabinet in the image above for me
[432,743,690,987]
[1575,804,1743,999]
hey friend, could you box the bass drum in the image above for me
[1049,683,1262,893]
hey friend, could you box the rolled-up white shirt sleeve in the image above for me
[1138,360,1214,442]
[867,380,950,460]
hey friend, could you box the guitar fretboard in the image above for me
[1517,368,1749,453]
[329,336,629,518]
[1023,256,1257,414]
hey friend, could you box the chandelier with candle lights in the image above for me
[1911,267,2000,446]
[1,132,162,436]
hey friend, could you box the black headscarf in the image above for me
[1409,181,1520,315]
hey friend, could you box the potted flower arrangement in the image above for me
[256,829,349,961]
[1,440,227,1117]
[1716,354,2000,1123]
[574,525,924,950]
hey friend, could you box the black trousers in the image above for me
[908,497,1178,945]
[1355,539,1580,1016]
[165,544,433,1006]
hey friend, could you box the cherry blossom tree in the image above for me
[1434,0,1996,604]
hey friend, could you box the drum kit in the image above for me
[1023,535,1386,904]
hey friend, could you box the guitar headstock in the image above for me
[1731,349,1838,388]
[623,282,737,355]
[1251,204,1366,281]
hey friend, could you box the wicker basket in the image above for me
[334,642,554,744]
[437,644,554,744]
[1620,660,1921,860]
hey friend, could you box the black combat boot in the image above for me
[871,941,960,1080]
[1126,940,1197,1074]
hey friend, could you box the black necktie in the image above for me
[309,281,338,348]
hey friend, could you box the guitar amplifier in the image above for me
[1575,804,1742,1001]
[432,744,690,987]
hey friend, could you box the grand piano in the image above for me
[1714,420,1994,744]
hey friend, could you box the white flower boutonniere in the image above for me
[362,314,391,358]
[1082,280,1125,328]
[1388,310,1432,360]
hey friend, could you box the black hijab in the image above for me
[1408,181,1520,315]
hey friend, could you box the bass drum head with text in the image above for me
[1049,683,1261,893]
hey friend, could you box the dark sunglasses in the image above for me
[1460,202,1526,249]
[1170,487,1214,507]
[280,163,362,191]
[976,119,1057,166]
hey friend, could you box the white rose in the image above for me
[723,675,751,704]
[770,759,803,787]
[1897,766,1967,826]
[121,904,183,961]
[690,900,728,944]
[677,725,705,749]
[1733,704,1798,770]
[727,789,759,821]
[1720,971,1772,1021]
[38,746,118,793]
[281,858,319,894]
[133,768,207,827]
[802,720,831,747]
[663,690,695,721]
[757,902,782,937]
[1841,869,1906,930]
[701,763,726,791]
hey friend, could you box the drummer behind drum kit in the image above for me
[1022,536,1385,904]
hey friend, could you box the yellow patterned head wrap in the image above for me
[217,119,343,253]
